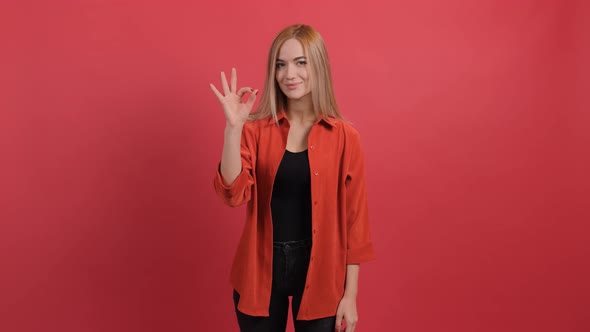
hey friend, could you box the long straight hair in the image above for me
[250,24,343,122]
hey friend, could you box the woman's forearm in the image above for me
[219,124,243,185]
[343,264,360,298]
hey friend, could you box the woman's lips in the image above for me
[285,83,300,90]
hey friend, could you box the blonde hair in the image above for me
[250,24,343,122]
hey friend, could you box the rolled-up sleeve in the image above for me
[213,126,255,207]
[344,131,376,264]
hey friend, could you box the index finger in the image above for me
[237,87,253,98]
[346,321,354,332]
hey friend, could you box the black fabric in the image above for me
[270,149,312,242]
[233,238,336,332]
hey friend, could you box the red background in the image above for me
[1,0,589,331]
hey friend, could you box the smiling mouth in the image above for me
[285,83,301,90]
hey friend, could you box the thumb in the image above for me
[335,313,344,331]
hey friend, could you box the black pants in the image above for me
[233,237,336,332]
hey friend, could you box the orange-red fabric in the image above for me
[213,112,376,320]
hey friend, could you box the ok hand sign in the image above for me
[209,68,258,128]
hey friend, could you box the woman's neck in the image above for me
[286,96,315,125]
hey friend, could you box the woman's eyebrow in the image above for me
[276,56,307,62]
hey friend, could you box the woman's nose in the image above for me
[286,64,296,79]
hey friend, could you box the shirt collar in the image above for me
[267,111,336,127]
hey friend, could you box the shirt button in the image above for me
[314,171,319,176]
[310,145,315,150]
[314,201,318,205]
[306,284,310,289]
[313,229,317,234]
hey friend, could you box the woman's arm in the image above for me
[344,264,359,298]
[219,125,245,185]
[211,68,258,206]
[336,264,360,331]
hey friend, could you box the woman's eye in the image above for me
[276,63,285,68]
[297,61,307,66]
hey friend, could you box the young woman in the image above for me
[210,24,375,332]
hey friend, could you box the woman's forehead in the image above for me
[277,39,305,59]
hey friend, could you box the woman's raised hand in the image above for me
[210,68,258,128]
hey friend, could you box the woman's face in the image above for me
[275,38,311,101]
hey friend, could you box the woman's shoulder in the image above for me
[244,117,268,127]
[241,115,273,138]
[328,117,361,139]
[243,118,268,131]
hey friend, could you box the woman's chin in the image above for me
[284,91,311,101]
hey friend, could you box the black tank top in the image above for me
[270,149,312,242]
